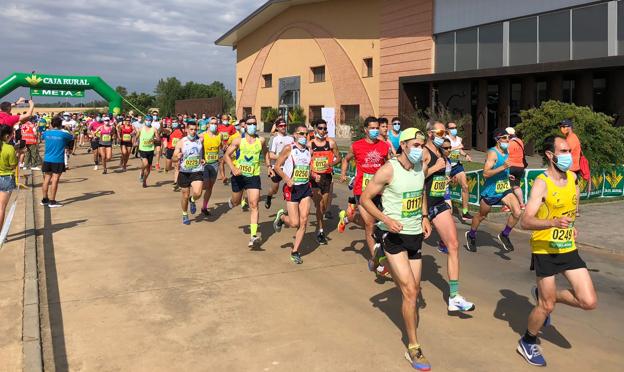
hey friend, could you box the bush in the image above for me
[347,116,366,141]
[261,107,279,124]
[402,104,471,135]
[288,105,306,125]
[517,100,624,169]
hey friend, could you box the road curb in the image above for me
[22,171,43,372]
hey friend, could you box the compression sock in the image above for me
[203,199,209,209]
[468,229,477,239]
[523,330,537,344]
[449,280,459,298]
[502,225,512,237]
[250,223,258,237]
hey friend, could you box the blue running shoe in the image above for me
[189,197,197,215]
[532,286,551,327]
[405,346,431,371]
[182,214,191,225]
[437,240,448,254]
[517,338,546,367]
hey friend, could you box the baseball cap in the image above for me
[399,127,425,142]
[493,128,507,140]
[558,119,573,127]
[505,127,515,135]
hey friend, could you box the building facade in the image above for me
[217,0,623,147]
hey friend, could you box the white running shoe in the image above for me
[248,236,261,247]
[94,165,98,171]
[30,166,41,171]
[448,295,475,312]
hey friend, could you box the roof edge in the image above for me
[215,0,286,46]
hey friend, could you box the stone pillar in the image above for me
[498,78,510,129]
[548,73,563,101]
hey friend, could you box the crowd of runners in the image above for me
[20,106,597,370]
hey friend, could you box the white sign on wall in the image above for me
[321,107,336,138]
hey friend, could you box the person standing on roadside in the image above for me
[0,125,18,229]
[40,116,73,208]
[506,127,527,210]
[21,117,40,170]
[558,119,582,216]
[0,98,35,127]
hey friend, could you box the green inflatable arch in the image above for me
[0,72,123,115]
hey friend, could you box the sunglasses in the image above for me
[441,146,452,150]
[277,124,287,127]
[317,126,327,131]
[296,131,307,136]
[392,122,401,125]
[447,127,457,130]
[431,129,447,136]
[497,135,510,140]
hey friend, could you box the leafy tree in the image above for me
[115,86,128,97]
[261,107,280,124]
[124,92,155,116]
[348,116,366,141]
[155,77,183,116]
[517,100,624,169]
[401,104,471,134]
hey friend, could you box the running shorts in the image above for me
[530,250,587,277]
[42,161,66,174]
[355,194,383,210]
[90,138,99,150]
[428,201,451,221]
[121,141,133,148]
[283,183,312,203]
[203,163,218,182]
[231,175,261,192]
[165,148,175,160]
[139,150,155,165]
[177,171,204,188]
[270,173,282,183]
[481,190,512,206]
[311,173,333,194]
[450,163,465,177]
[509,167,525,188]
[375,227,423,260]
[98,144,112,148]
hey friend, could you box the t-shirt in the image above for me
[269,134,294,165]
[0,142,17,176]
[507,138,525,168]
[42,129,73,163]
[218,124,237,144]
[352,139,390,196]
[0,112,20,127]
[566,132,581,172]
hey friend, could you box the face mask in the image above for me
[145,121,152,127]
[433,136,444,147]
[247,124,257,135]
[222,120,229,125]
[407,147,423,165]
[368,129,379,140]
[315,132,326,139]
[152,116,158,121]
[96,116,101,121]
[449,129,458,136]
[393,123,401,132]
[499,142,509,150]
[297,137,307,146]
[209,124,217,133]
[554,153,572,172]
[172,123,179,129]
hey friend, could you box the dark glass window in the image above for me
[539,10,571,63]
[479,23,503,69]
[341,105,360,124]
[593,77,607,113]
[536,80,548,105]
[311,66,325,83]
[363,58,373,77]
[435,32,455,72]
[562,78,575,103]
[510,81,522,126]
[510,17,538,66]
[572,3,608,60]
[262,74,272,88]
[456,28,478,71]
[309,106,324,122]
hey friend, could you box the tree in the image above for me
[517,100,624,169]
[124,92,155,116]
[155,77,183,116]
[115,86,128,97]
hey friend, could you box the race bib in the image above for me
[550,227,574,249]
[222,133,229,141]
[205,152,219,163]
[495,179,511,193]
[449,150,461,161]
[401,191,423,218]
[239,163,254,177]
[430,175,447,197]
[101,134,111,142]
[122,134,132,142]
[312,156,329,173]
[172,138,179,147]
[183,156,201,169]
[362,173,374,192]
[293,165,310,183]
[142,138,153,146]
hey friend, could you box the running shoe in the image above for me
[102,169,107,175]
[30,166,41,171]
[531,286,551,327]
[265,195,272,209]
[189,197,197,215]
[405,345,431,371]
[139,173,143,182]
[465,231,477,252]
[376,265,392,279]
[40,198,49,206]
[182,215,191,225]
[201,208,210,216]
[316,231,328,245]
[437,240,448,254]
[290,251,303,264]
[228,198,233,209]
[520,203,526,210]
[155,163,161,172]
[461,212,473,222]
[48,201,63,208]
[346,203,356,220]
[274,209,285,232]
[94,165,98,171]
[497,232,514,252]
[448,295,476,312]
[248,235,261,247]
[517,338,546,367]
[142,181,147,188]
[501,205,511,212]
[337,210,347,233]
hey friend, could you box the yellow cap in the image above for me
[399,127,425,142]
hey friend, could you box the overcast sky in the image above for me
[0,0,265,99]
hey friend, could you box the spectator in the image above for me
[559,119,582,215]
[21,117,41,170]
[505,127,526,209]
[40,116,74,208]
[0,125,17,229]
[0,98,35,127]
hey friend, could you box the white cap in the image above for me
[63,112,70,116]
[505,127,515,135]
[102,116,110,121]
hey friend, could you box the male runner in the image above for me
[388,117,402,153]
[465,128,522,252]
[131,115,143,157]
[423,122,475,312]
[118,117,135,171]
[218,114,237,183]
[224,115,267,247]
[517,135,597,366]
[138,116,158,188]
[173,121,204,225]
[273,125,313,264]
[265,118,293,209]
[61,112,77,168]
[378,117,397,156]
[446,122,473,221]
[200,118,222,215]
[309,119,341,244]
[168,119,185,190]
[338,117,390,274]
[360,127,432,371]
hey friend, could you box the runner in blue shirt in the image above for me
[40,116,74,208]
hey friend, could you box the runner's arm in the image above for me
[482,150,507,178]
[273,145,292,184]
[330,139,342,166]
[340,148,354,182]
[360,163,400,232]
[224,138,240,174]
[172,139,184,162]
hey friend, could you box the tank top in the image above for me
[424,147,448,206]
[378,158,425,235]
[481,147,510,198]
[203,133,222,164]
[447,136,463,166]
[388,130,400,151]
[311,140,334,174]
[121,125,133,142]
[352,138,390,196]
[237,136,262,177]
[139,127,156,151]
[283,144,312,185]
[100,125,113,145]
[179,137,204,173]
[168,129,184,149]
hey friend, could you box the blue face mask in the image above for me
[209,124,217,133]
[554,153,572,172]
[368,129,379,140]
[96,116,102,122]
[222,120,229,125]
[393,123,401,132]
[449,129,458,136]
[500,142,509,151]
[187,134,197,140]
[145,121,152,127]
[247,124,257,135]
[297,137,307,146]
[407,147,423,165]
[433,136,445,147]
[152,116,158,121]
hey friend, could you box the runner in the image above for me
[359,127,432,371]
[167,119,185,190]
[388,117,402,153]
[198,113,209,135]
[217,114,237,184]
[200,118,222,215]
[159,118,172,172]
[40,116,74,208]
[517,135,597,367]
[423,122,475,312]
[446,122,473,221]
[265,118,293,209]
[224,115,267,247]
[273,125,313,264]
[378,117,397,156]
[61,112,77,168]
[338,117,391,275]
[95,116,114,174]
[173,121,204,225]
[88,115,103,170]
[138,116,158,188]
[150,111,162,171]
[131,115,143,158]
[118,117,135,171]
[309,119,341,245]
[465,128,522,253]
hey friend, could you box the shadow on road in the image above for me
[370,287,426,346]
[60,190,115,206]
[493,289,572,349]
[5,217,87,244]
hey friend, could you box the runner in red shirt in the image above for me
[167,119,185,190]
[339,117,390,275]
[217,114,237,183]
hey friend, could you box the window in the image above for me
[363,58,373,77]
[572,3,608,60]
[238,78,243,90]
[593,76,607,113]
[309,106,324,122]
[562,78,575,103]
[536,80,548,105]
[341,105,360,124]
[243,107,253,118]
[510,17,537,66]
[479,23,503,69]
[455,28,477,71]
[262,74,272,88]
[311,66,325,83]
[510,81,522,126]
[539,10,570,63]
[435,32,455,72]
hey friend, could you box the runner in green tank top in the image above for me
[138,119,157,188]
[360,128,433,372]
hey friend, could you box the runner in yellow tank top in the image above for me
[200,118,222,215]
[518,135,596,367]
